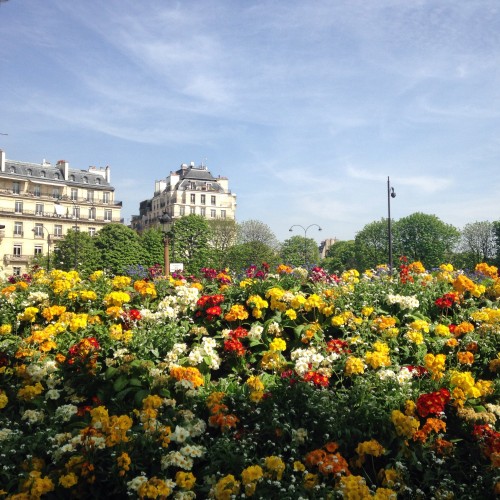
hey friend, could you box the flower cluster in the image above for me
[0,261,498,498]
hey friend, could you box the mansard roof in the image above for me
[3,159,112,188]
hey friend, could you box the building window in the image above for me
[71,188,78,201]
[54,172,60,179]
[13,181,20,194]
[33,185,41,197]
[52,188,60,199]
[190,206,196,215]
[103,192,110,204]
[12,266,21,276]
[104,209,112,222]
[201,194,206,204]
[72,206,80,219]
[83,176,88,184]
[88,227,96,236]
[70,175,75,182]
[14,222,23,236]
[211,195,216,206]
[27,169,32,176]
[34,245,43,256]
[89,207,96,220]
[35,203,44,215]
[95,178,101,185]
[200,207,205,217]
[190,194,195,204]
[10,166,16,173]
[34,223,43,237]
[13,244,22,257]
[15,200,23,213]
[54,225,62,237]
[40,171,46,178]
[210,209,216,218]
[87,190,94,202]
[221,210,226,219]
[179,206,185,216]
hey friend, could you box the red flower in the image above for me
[223,338,246,356]
[326,339,351,354]
[304,370,330,387]
[416,388,450,418]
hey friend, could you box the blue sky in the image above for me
[1,1,500,244]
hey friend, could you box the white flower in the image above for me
[171,425,191,443]
[45,389,60,400]
[127,476,148,493]
[54,404,78,422]
[21,409,45,424]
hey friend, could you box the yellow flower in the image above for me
[112,275,132,289]
[176,471,196,490]
[17,382,44,401]
[213,474,240,499]
[0,390,8,409]
[345,356,365,376]
[59,472,78,488]
[0,324,12,335]
[264,455,285,480]
[285,308,297,320]
[241,464,263,485]
[269,338,286,352]
[391,410,420,439]
[224,304,249,322]
[408,261,426,274]
[434,324,451,337]
[424,353,447,380]
[104,291,131,307]
[17,307,39,323]
[246,376,265,392]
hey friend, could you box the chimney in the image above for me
[57,160,69,180]
[0,150,5,172]
[105,165,110,183]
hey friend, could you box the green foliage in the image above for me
[52,229,100,276]
[354,219,389,270]
[226,241,280,274]
[93,223,147,275]
[207,218,238,269]
[139,228,164,268]
[280,235,320,267]
[322,240,357,273]
[170,214,212,275]
[394,212,460,268]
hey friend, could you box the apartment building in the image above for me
[0,150,122,276]
[131,162,237,232]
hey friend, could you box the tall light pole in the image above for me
[32,225,51,271]
[289,224,322,268]
[387,176,396,272]
[158,212,172,277]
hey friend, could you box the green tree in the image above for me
[457,221,496,268]
[493,221,500,267]
[208,218,238,269]
[139,228,165,268]
[94,224,147,275]
[170,215,212,275]
[394,212,460,269]
[322,240,357,273]
[354,219,389,270]
[226,241,280,274]
[238,219,280,250]
[52,230,100,276]
[280,235,320,267]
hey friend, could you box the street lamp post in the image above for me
[387,176,396,273]
[158,213,173,277]
[289,224,322,268]
[33,225,51,271]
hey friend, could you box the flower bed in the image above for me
[0,261,499,499]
